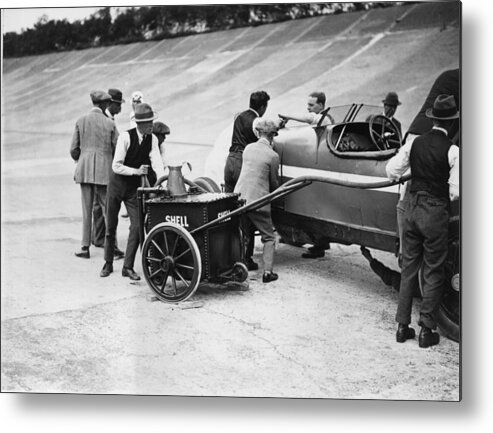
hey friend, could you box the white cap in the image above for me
[131,91,144,103]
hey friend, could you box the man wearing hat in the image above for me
[234,119,280,283]
[386,94,459,348]
[105,88,125,120]
[92,88,126,257]
[100,103,166,280]
[70,90,119,259]
[382,91,402,138]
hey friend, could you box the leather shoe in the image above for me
[419,326,440,348]
[92,242,104,248]
[262,272,279,283]
[114,247,125,260]
[75,248,90,259]
[396,323,416,343]
[246,259,259,271]
[301,247,325,259]
[100,262,113,277]
[122,267,141,281]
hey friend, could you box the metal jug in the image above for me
[166,162,191,196]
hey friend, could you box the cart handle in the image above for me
[189,173,411,236]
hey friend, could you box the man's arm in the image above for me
[385,139,413,180]
[149,135,166,181]
[448,144,459,201]
[269,154,280,192]
[70,122,81,161]
[278,112,316,125]
[112,132,141,176]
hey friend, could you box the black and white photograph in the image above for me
[0,0,489,431]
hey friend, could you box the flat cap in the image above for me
[90,90,111,103]
[153,121,170,135]
[131,91,144,103]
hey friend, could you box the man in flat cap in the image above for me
[70,90,119,259]
[92,88,126,258]
[100,103,166,281]
[386,94,459,348]
[234,119,280,283]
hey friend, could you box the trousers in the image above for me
[396,191,449,329]
[242,209,276,272]
[80,183,107,248]
[104,174,141,269]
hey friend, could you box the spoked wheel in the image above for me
[142,222,202,303]
[369,115,401,150]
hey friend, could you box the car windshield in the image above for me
[323,104,382,124]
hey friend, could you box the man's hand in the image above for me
[136,164,149,176]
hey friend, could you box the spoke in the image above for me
[171,275,178,296]
[175,263,195,271]
[151,239,165,258]
[163,230,170,255]
[160,271,170,293]
[174,247,191,262]
[174,269,190,288]
[170,235,180,256]
[149,268,164,279]
[146,256,162,263]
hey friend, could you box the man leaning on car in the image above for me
[385,94,459,349]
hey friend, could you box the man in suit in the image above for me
[70,90,119,259]
[100,103,166,280]
[92,88,125,260]
[386,94,459,348]
[234,119,280,283]
[224,90,270,270]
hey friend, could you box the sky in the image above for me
[2,7,101,34]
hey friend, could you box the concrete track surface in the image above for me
[1,3,460,399]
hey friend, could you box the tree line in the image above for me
[3,3,397,58]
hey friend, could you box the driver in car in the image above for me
[278,91,332,128]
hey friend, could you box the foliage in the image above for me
[3,3,399,57]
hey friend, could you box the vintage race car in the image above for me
[203,70,460,341]
[271,76,459,342]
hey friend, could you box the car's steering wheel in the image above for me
[369,115,401,150]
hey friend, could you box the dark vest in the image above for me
[123,128,152,188]
[410,129,452,199]
[229,109,258,152]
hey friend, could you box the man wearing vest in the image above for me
[386,94,459,348]
[224,90,270,270]
[100,103,166,280]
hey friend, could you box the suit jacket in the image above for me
[70,107,118,185]
[234,138,280,213]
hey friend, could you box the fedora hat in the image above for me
[134,103,158,122]
[90,90,111,103]
[425,94,459,120]
[382,92,401,106]
[108,88,125,104]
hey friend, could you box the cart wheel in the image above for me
[142,222,202,303]
[231,262,248,283]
